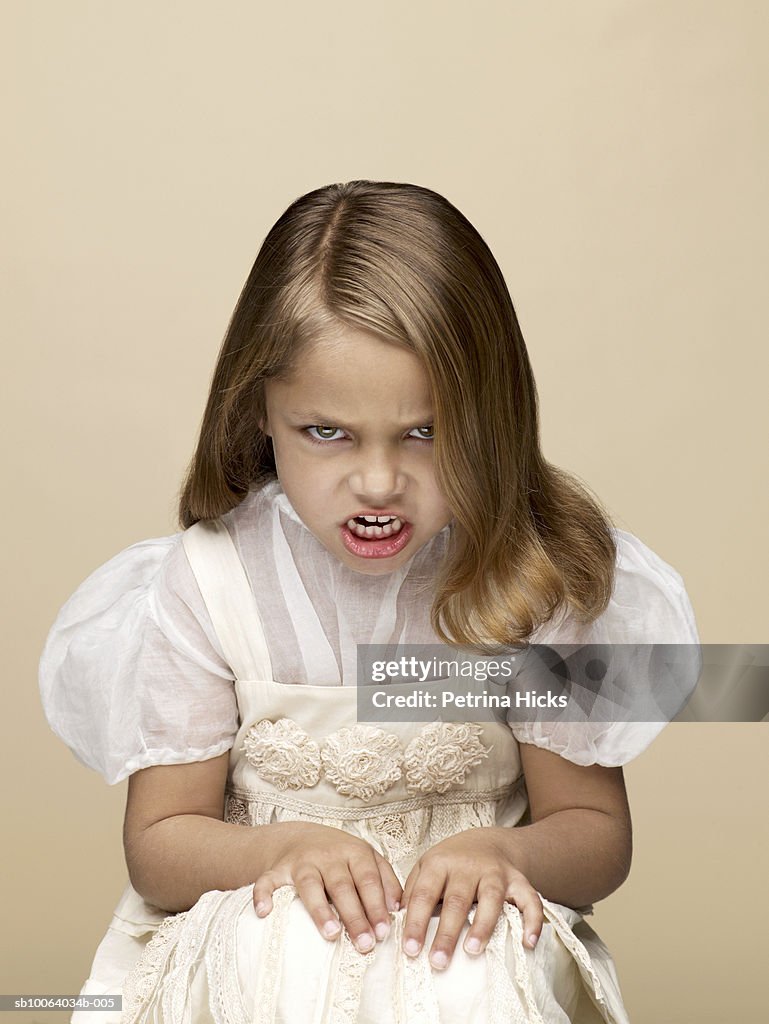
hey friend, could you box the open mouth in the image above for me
[340,515,413,559]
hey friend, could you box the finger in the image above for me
[323,869,376,953]
[252,873,278,917]
[428,879,476,970]
[292,867,343,941]
[507,882,544,949]
[401,864,417,910]
[375,853,403,915]
[252,868,293,917]
[402,866,445,959]
[349,854,392,942]
[462,881,506,956]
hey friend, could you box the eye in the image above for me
[408,425,434,440]
[306,425,346,443]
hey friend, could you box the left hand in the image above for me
[401,827,543,970]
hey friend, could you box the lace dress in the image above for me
[39,482,700,1024]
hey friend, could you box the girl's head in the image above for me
[180,180,615,647]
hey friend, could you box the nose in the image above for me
[348,448,408,506]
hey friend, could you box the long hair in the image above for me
[178,180,616,647]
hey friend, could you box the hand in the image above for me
[251,822,402,953]
[401,827,543,970]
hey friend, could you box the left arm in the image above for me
[507,741,633,908]
[401,743,632,969]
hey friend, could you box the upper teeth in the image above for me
[347,516,404,538]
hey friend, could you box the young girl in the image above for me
[40,180,699,1024]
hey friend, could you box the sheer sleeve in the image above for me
[508,529,701,766]
[39,533,239,785]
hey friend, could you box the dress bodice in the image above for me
[224,677,527,878]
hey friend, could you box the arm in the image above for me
[123,753,401,952]
[123,752,266,912]
[504,741,633,908]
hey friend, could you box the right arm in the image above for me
[123,752,402,952]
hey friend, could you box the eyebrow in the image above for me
[287,410,434,429]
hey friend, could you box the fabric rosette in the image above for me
[321,725,404,800]
[403,722,490,794]
[242,717,322,790]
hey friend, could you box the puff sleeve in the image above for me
[508,529,701,766]
[39,533,239,785]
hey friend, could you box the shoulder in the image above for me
[45,532,185,633]
[39,528,239,786]
[606,528,699,644]
[513,531,701,766]
[613,528,687,596]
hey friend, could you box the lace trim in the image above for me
[121,911,189,1021]
[204,887,254,1024]
[483,898,615,1024]
[540,899,614,1022]
[392,912,440,1024]
[225,783,515,822]
[161,892,227,1022]
[366,808,430,864]
[485,908,530,1024]
[427,799,497,847]
[253,885,297,1024]
[501,904,547,1023]
[224,788,514,868]
[121,889,230,1024]
[322,925,377,1024]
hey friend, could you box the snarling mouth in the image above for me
[340,516,414,559]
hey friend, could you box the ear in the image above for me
[258,414,272,438]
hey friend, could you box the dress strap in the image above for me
[182,519,273,682]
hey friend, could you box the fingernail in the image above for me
[404,938,421,956]
[323,921,341,939]
[391,900,401,913]
[528,933,539,948]
[375,922,390,941]
[464,937,482,954]
[430,950,449,970]
[356,933,374,952]
[255,901,268,916]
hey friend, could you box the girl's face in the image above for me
[262,327,454,575]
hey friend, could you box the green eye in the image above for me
[409,425,434,440]
[307,425,344,442]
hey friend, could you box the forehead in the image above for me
[270,328,433,417]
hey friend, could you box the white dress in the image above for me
[39,481,700,1024]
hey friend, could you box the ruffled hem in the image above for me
[114,885,628,1024]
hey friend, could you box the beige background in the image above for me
[3,1,767,1021]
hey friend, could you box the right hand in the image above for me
[251,822,402,953]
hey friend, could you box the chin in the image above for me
[349,559,406,576]
[337,547,410,576]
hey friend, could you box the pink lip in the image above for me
[340,521,414,559]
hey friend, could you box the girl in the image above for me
[40,180,699,1024]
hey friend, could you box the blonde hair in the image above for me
[179,180,616,647]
